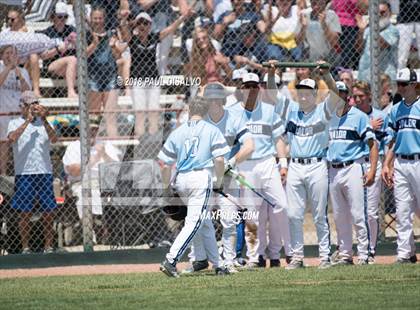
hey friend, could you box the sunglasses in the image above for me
[242,84,259,89]
[397,82,410,87]
[137,19,151,26]
[55,15,68,19]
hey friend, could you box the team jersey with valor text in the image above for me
[388,97,420,155]
[276,97,333,158]
[158,120,230,171]
[327,107,376,163]
[227,101,284,160]
[206,109,252,159]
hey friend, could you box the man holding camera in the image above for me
[7,91,57,254]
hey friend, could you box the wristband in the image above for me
[279,158,288,169]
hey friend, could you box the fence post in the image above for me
[74,0,93,252]
[369,0,381,108]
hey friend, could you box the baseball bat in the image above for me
[213,188,245,211]
[261,61,331,69]
[226,169,276,209]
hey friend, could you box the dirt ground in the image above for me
[0,255,411,279]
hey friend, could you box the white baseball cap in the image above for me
[20,91,39,105]
[232,68,247,81]
[296,78,317,90]
[336,81,349,92]
[396,68,417,83]
[203,82,227,100]
[194,16,212,28]
[135,12,152,23]
[54,2,68,16]
[242,72,260,84]
[262,73,281,84]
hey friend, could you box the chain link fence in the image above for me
[0,0,419,256]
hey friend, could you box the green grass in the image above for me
[0,265,419,310]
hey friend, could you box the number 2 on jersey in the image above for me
[184,137,200,158]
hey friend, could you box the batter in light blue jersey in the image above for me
[227,73,290,268]
[382,68,420,264]
[328,89,379,266]
[158,97,230,277]
[267,61,343,270]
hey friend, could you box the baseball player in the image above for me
[328,83,379,265]
[227,73,290,268]
[183,82,255,273]
[158,97,230,277]
[352,80,390,264]
[382,68,419,264]
[268,63,343,269]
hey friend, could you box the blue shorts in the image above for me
[88,75,117,92]
[12,174,57,212]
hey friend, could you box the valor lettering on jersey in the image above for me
[247,124,263,134]
[330,129,347,140]
[397,118,419,130]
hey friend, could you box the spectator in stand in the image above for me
[2,8,41,97]
[332,0,368,69]
[232,23,269,72]
[263,0,305,62]
[188,28,232,89]
[213,0,266,59]
[120,10,193,138]
[300,0,342,65]
[62,119,121,235]
[0,45,31,175]
[396,0,420,69]
[356,1,399,82]
[128,0,191,75]
[37,2,78,98]
[379,73,394,113]
[185,16,221,59]
[288,66,329,103]
[0,0,26,31]
[86,7,122,138]
[91,0,129,31]
[338,67,354,91]
[7,91,57,254]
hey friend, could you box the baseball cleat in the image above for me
[215,266,230,276]
[395,257,416,264]
[181,259,209,274]
[225,265,239,273]
[330,249,340,263]
[285,259,304,270]
[357,258,369,265]
[368,254,375,265]
[285,255,293,265]
[332,257,354,266]
[258,255,266,268]
[318,260,332,269]
[160,259,180,278]
[244,262,260,269]
[410,255,418,263]
[270,259,280,268]
[233,257,247,267]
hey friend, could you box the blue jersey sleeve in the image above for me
[272,110,285,141]
[158,133,178,165]
[211,128,230,158]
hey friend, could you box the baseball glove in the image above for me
[162,188,187,221]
